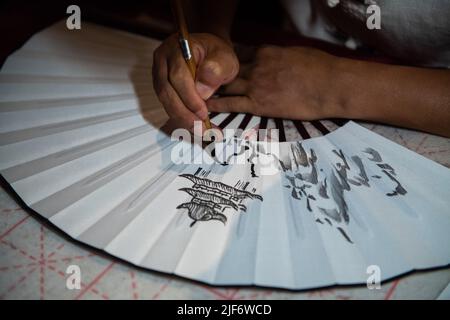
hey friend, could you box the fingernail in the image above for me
[195,81,214,100]
[195,108,208,120]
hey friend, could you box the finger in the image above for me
[218,78,249,96]
[152,55,205,132]
[195,50,239,100]
[207,96,254,114]
[163,85,207,133]
[168,52,209,120]
[153,57,203,132]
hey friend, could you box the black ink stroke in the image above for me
[363,148,382,162]
[280,145,407,244]
[178,173,263,226]
[382,169,407,196]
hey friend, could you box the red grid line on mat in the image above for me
[0,214,40,299]
[47,244,64,259]
[151,280,171,300]
[384,279,401,300]
[39,225,45,300]
[228,289,240,300]
[0,262,37,271]
[43,255,95,264]
[1,207,23,213]
[130,270,139,300]
[201,287,241,300]
[0,215,29,241]
[0,267,37,299]
[46,264,110,300]
[335,294,352,300]
[1,239,37,261]
[394,129,411,150]
[58,252,96,262]
[43,253,96,265]
[307,288,337,299]
[0,213,112,300]
[74,262,115,300]
[423,149,450,155]
[414,136,429,152]
[234,290,273,300]
[201,287,229,299]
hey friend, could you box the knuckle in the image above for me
[222,51,239,68]
[168,67,185,84]
[203,60,223,77]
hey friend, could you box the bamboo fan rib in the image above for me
[0,21,449,290]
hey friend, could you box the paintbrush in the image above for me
[171,0,212,130]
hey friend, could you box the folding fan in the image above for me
[1,21,449,290]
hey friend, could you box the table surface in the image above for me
[1,121,449,300]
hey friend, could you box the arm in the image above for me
[332,58,450,137]
[207,46,450,137]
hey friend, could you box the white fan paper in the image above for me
[1,21,450,290]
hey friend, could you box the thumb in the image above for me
[195,52,238,100]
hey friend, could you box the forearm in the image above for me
[331,58,450,137]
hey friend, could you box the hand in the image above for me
[207,46,342,120]
[152,33,239,131]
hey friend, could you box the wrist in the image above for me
[330,57,392,121]
[327,57,366,120]
[312,55,349,120]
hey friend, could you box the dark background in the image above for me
[0,0,386,67]
[0,0,296,65]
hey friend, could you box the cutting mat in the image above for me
[1,122,449,299]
